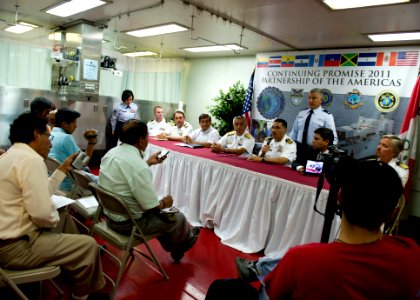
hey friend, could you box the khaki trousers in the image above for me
[0,230,105,296]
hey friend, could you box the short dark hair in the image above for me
[9,112,48,144]
[55,108,81,127]
[273,118,287,128]
[199,114,211,122]
[30,97,53,114]
[314,127,334,145]
[174,110,185,118]
[120,119,148,145]
[122,90,134,102]
[341,160,403,231]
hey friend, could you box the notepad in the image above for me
[175,143,204,149]
[51,195,75,209]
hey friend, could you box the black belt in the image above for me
[0,236,28,247]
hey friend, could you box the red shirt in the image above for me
[264,236,420,300]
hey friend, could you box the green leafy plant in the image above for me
[208,81,246,136]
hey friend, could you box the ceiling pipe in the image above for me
[179,0,297,49]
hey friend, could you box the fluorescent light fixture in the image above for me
[5,24,33,34]
[18,21,39,28]
[368,32,420,41]
[45,0,106,17]
[322,0,412,10]
[183,44,246,53]
[125,23,189,38]
[123,51,158,57]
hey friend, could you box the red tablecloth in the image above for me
[148,139,329,189]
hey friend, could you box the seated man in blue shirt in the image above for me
[99,119,200,262]
[49,108,98,192]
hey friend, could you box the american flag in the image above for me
[396,51,419,66]
[242,70,255,129]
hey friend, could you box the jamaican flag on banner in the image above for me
[340,53,358,66]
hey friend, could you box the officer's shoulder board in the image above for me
[264,137,271,141]
[183,123,189,128]
[396,161,409,170]
[322,109,331,114]
[286,138,294,144]
[244,132,252,139]
[149,119,154,123]
[227,131,235,136]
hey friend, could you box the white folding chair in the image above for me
[68,169,98,233]
[0,266,63,300]
[88,182,169,300]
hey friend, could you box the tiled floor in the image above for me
[35,227,262,300]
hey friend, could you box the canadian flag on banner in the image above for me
[399,76,420,190]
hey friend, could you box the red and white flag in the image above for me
[399,76,420,189]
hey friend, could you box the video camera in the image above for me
[316,145,347,183]
[313,144,352,243]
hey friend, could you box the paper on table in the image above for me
[51,195,75,209]
[175,143,203,148]
[77,195,99,209]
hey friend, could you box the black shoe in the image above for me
[171,234,198,262]
[235,257,259,282]
[170,251,184,262]
[191,226,201,236]
[84,293,110,300]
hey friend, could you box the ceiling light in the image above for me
[123,51,158,57]
[322,0,412,10]
[18,21,39,28]
[45,0,106,17]
[125,23,189,38]
[183,44,246,53]
[368,32,420,41]
[5,24,33,34]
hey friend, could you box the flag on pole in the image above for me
[242,70,255,129]
[399,76,420,189]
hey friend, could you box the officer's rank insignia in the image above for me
[290,88,304,106]
[344,89,363,110]
[375,90,399,113]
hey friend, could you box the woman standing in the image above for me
[108,89,138,149]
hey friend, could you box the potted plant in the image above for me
[208,81,246,136]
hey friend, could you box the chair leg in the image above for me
[0,268,29,300]
[48,279,64,297]
[134,241,169,280]
[110,246,132,300]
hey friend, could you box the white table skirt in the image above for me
[145,144,340,257]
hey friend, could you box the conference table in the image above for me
[145,139,340,258]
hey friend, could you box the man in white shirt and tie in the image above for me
[289,88,337,161]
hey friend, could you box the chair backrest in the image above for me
[385,195,406,235]
[45,157,61,174]
[70,169,94,197]
[88,182,135,221]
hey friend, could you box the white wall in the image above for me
[183,56,255,128]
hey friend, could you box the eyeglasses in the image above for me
[42,133,54,142]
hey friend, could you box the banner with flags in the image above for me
[242,70,255,129]
[251,47,420,159]
[399,76,420,189]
